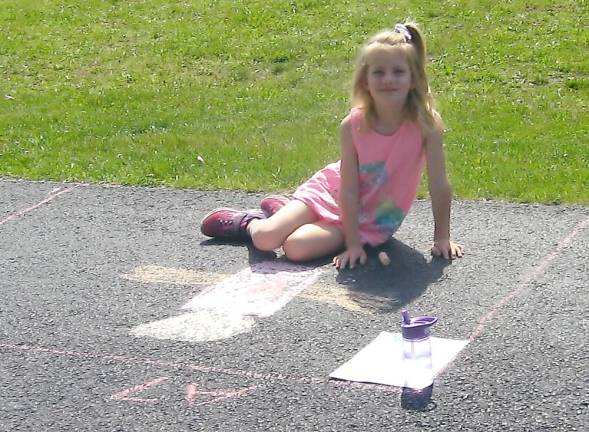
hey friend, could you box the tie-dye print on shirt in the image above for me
[374,200,405,236]
[359,162,388,193]
[359,163,406,236]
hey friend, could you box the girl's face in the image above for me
[364,48,413,109]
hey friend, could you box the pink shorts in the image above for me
[292,162,391,246]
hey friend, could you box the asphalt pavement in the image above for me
[0,179,587,431]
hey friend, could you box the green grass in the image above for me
[1,0,587,204]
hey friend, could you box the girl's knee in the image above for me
[250,224,286,251]
[282,223,344,262]
[282,237,313,262]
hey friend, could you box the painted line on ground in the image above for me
[0,184,83,226]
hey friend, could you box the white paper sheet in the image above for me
[329,332,468,388]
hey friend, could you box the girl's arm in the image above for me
[333,115,367,269]
[424,118,464,259]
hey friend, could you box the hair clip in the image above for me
[394,23,412,42]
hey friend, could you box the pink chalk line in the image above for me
[433,215,589,381]
[0,342,398,394]
[111,377,169,403]
[469,215,589,342]
[185,383,258,407]
[112,378,258,406]
[0,184,83,226]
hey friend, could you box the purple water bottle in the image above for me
[401,309,438,390]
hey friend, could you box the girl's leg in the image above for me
[247,200,318,251]
[281,222,345,262]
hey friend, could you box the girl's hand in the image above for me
[333,245,367,270]
[431,239,464,260]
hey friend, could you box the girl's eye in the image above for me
[394,69,406,74]
[372,70,384,75]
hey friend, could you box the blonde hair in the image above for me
[351,23,439,132]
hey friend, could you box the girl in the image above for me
[200,22,464,269]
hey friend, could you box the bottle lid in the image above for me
[401,309,438,341]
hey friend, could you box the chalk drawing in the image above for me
[111,376,169,403]
[181,260,320,316]
[0,341,397,394]
[469,215,589,342]
[131,310,256,342]
[436,215,589,378]
[122,265,226,286]
[123,265,390,314]
[302,283,394,314]
[185,383,258,407]
[130,260,321,342]
[110,376,256,407]
[0,184,82,226]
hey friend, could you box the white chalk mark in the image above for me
[185,383,257,407]
[182,261,320,317]
[123,264,389,315]
[130,260,320,342]
[131,311,256,342]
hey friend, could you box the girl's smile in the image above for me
[364,49,412,107]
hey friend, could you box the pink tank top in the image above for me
[350,107,426,243]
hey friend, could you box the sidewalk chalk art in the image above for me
[130,260,321,343]
[123,264,389,315]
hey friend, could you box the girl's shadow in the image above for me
[334,238,451,313]
[201,237,450,314]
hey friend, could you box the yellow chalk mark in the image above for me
[301,282,395,315]
[121,265,393,314]
[122,265,225,286]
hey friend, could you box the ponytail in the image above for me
[403,22,438,132]
[404,23,427,72]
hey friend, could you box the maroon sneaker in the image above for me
[260,195,290,217]
[200,208,265,240]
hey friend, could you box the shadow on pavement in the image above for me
[335,238,451,313]
[401,385,437,411]
[199,238,324,266]
[200,237,450,313]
